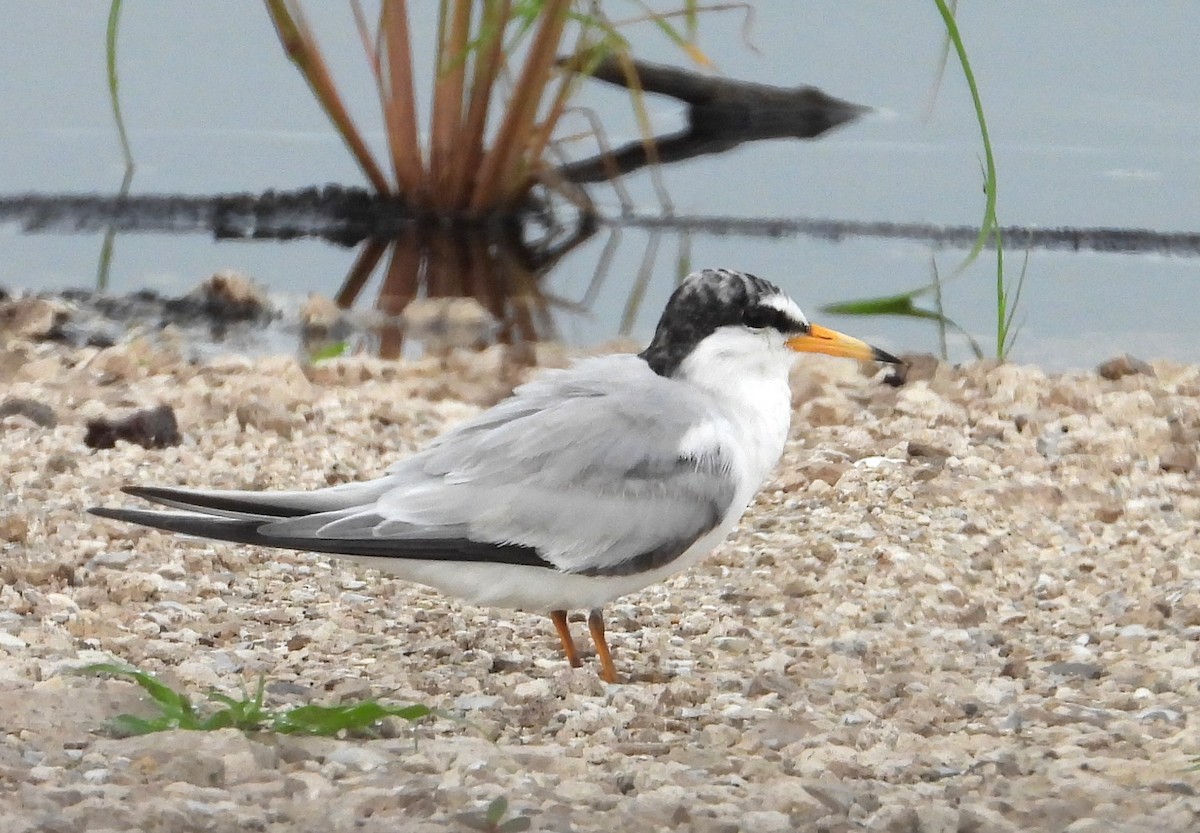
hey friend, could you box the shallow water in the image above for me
[1,2,1197,368]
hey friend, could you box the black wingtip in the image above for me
[86,505,556,568]
[122,485,172,500]
[116,485,309,518]
[89,506,164,525]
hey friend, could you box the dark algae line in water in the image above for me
[2,189,1198,257]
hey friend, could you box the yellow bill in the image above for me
[786,324,900,364]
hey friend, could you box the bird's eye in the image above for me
[742,307,775,330]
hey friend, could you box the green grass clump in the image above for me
[79,663,434,738]
[825,0,1027,361]
[307,339,350,363]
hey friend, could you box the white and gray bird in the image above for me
[91,269,900,682]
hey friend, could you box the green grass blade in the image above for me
[202,677,272,731]
[78,663,192,718]
[921,0,956,120]
[822,292,943,321]
[822,289,985,360]
[198,711,238,731]
[309,340,349,362]
[96,165,133,291]
[627,1,712,66]
[932,0,996,275]
[487,796,508,825]
[1001,245,1031,358]
[273,702,433,736]
[107,714,173,737]
[929,255,946,359]
[994,223,1006,356]
[106,0,134,168]
[79,663,446,738]
[100,2,134,292]
[205,691,240,708]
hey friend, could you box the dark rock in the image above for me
[1149,780,1197,796]
[85,332,117,349]
[1000,657,1028,679]
[84,404,181,450]
[0,397,57,428]
[906,440,951,460]
[164,271,271,326]
[1097,354,1154,380]
[882,353,939,387]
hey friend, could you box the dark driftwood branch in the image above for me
[558,56,867,183]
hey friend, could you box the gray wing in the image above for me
[267,355,739,576]
[92,356,739,578]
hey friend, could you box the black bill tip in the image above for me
[871,345,903,365]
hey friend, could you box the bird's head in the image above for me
[639,268,900,381]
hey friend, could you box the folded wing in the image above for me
[92,355,738,577]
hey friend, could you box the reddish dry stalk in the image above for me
[503,250,542,344]
[468,233,507,326]
[510,20,598,204]
[265,0,392,195]
[348,0,379,71]
[469,0,571,211]
[429,0,472,200]
[379,0,425,199]
[462,233,489,306]
[334,238,389,308]
[515,66,578,203]
[445,0,512,209]
[425,230,459,299]
[375,231,423,358]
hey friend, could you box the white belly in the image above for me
[346,504,745,612]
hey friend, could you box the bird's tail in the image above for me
[104,481,392,520]
[88,480,393,556]
[89,481,550,566]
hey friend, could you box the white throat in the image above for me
[675,326,796,397]
[674,326,797,492]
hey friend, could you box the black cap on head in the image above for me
[639,269,804,377]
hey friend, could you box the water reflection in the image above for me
[320,216,598,359]
[3,184,1198,366]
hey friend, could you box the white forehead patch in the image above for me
[759,293,809,328]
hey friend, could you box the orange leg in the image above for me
[587,608,620,684]
[550,609,582,668]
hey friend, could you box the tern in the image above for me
[91,269,900,683]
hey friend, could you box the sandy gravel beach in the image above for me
[2,320,1198,832]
